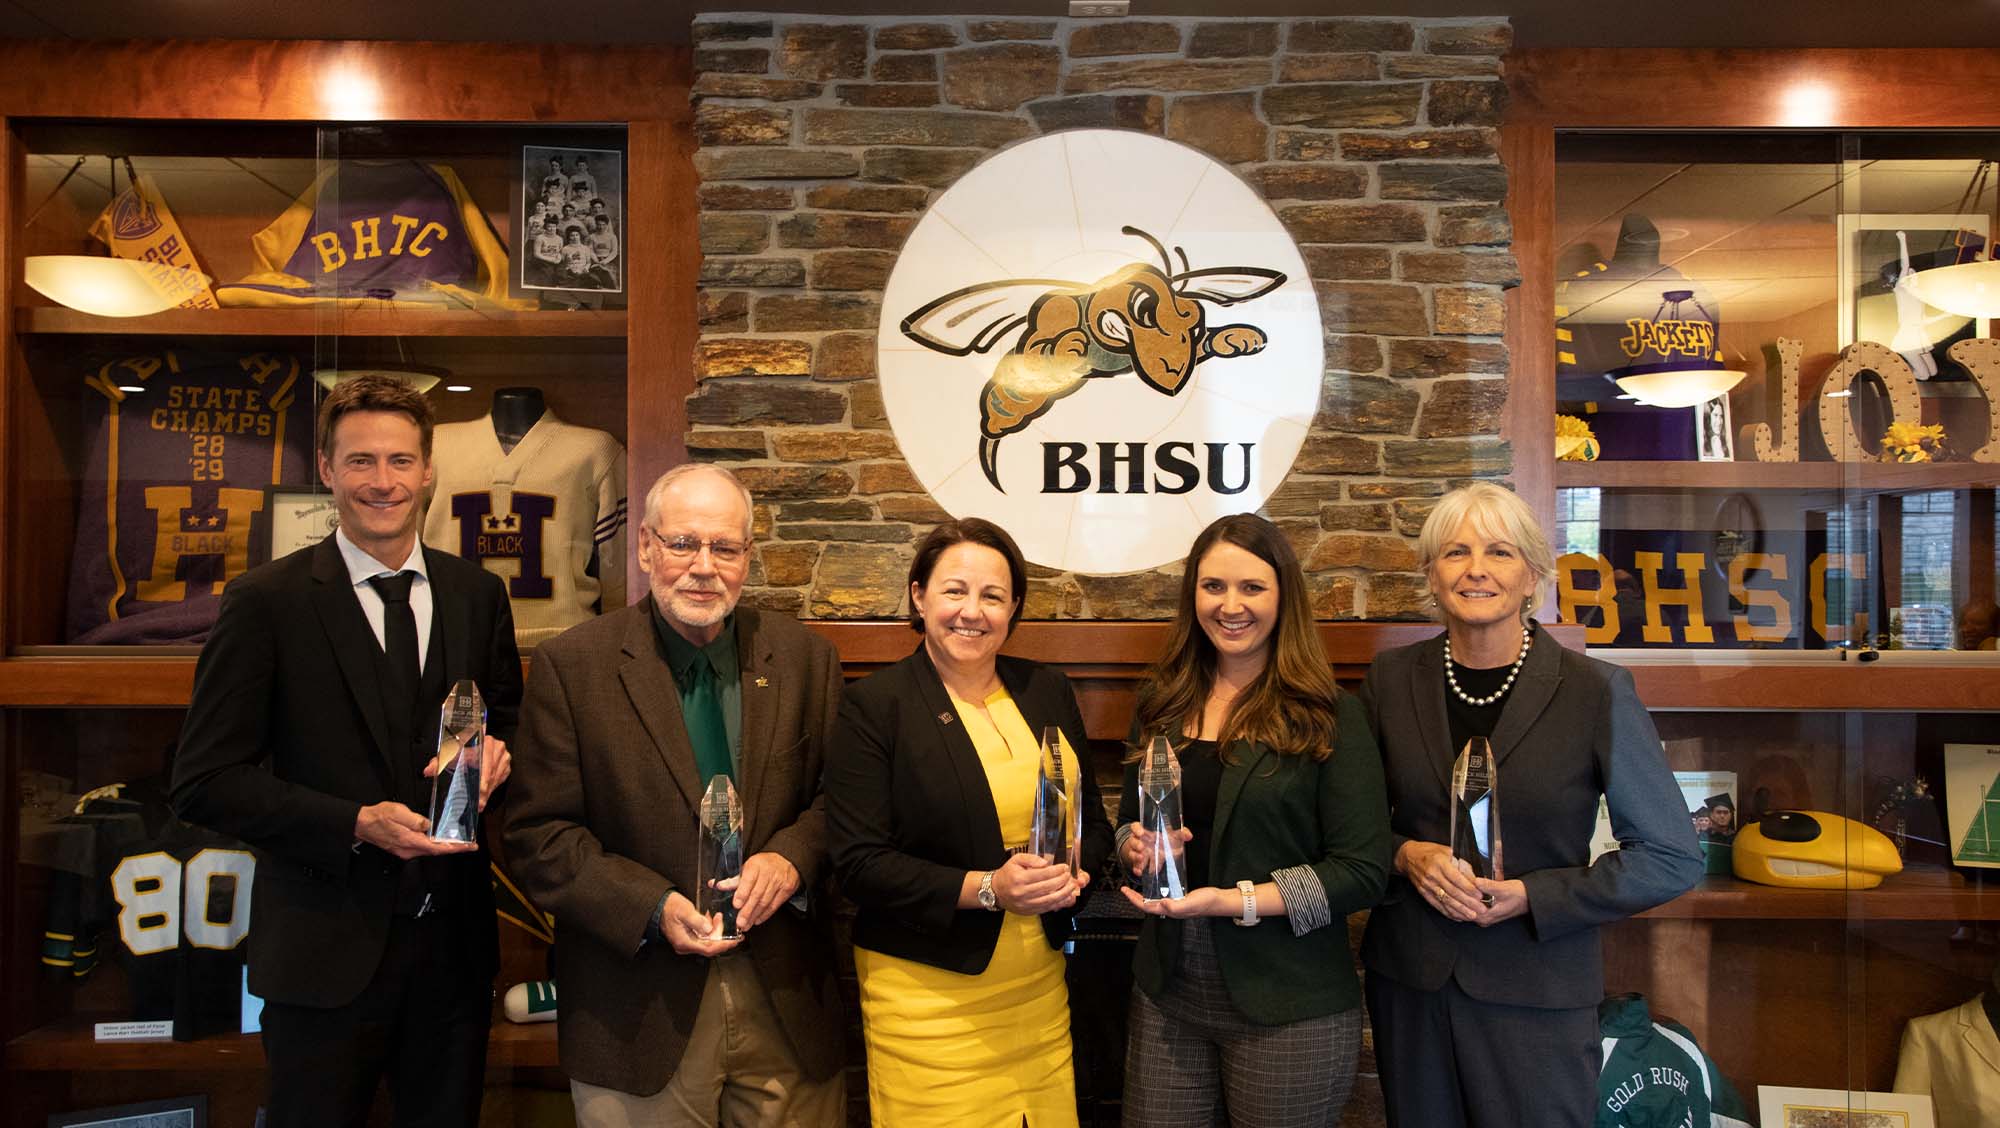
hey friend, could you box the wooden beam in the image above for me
[0,40,680,122]
[1500,120,1556,541]
[1509,48,2000,128]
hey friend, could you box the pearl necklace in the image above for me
[1443,626,1533,707]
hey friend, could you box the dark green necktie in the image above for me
[685,650,732,785]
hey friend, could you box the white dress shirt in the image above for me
[334,528,433,673]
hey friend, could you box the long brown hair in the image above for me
[1131,513,1341,763]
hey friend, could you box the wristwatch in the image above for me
[977,870,999,911]
[1233,879,1258,927]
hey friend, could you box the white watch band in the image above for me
[1233,879,1258,927]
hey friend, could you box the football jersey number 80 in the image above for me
[111,848,254,955]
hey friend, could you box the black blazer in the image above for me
[1360,626,1701,1009]
[171,535,522,1008]
[827,646,1114,975]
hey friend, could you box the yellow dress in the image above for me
[854,686,1081,1128]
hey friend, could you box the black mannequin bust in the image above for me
[492,387,546,455]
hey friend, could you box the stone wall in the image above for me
[691,13,1515,620]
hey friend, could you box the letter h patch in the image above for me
[452,491,555,599]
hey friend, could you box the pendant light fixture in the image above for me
[1611,289,1746,408]
[1902,160,2000,319]
[22,156,210,318]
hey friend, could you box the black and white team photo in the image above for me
[520,144,621,294]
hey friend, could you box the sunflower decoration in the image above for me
[1555,413,1599,461]
[1881,421,1948,463]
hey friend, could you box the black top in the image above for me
[1444,657,1512,757]
[1179,738,1222,888]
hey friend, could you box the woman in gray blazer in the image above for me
[1361,483,1702,1128]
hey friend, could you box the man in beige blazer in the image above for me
[1895,993,2000,1128]
[503,464,845,1126]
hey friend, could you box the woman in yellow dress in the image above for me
[827,518,1113,1127]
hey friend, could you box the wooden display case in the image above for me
[0,38,691,1127]
[1508,45,2000,1105]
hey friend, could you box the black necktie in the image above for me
[368,571,420,702]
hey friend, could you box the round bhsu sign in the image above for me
[877,129,1324,574]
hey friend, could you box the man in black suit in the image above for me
[172,374,521,1128]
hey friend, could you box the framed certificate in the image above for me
[50,1096,207,1128]
[266,488,340,558]
[1757,1085,1933,1127]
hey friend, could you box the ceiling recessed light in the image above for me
[1778,82,1837,128]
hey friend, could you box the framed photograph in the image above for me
[1589,769,1738,871]
[1696,393,1734,461]
[1757,1085,1932,1127]
[1943,743,2000,868]
[518,143,623,299]
[50,1096,207,1128]
[266,488,340,558]
[1836,214,1990,379]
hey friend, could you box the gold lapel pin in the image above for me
[754,676,769,688]
[938,711,955,725]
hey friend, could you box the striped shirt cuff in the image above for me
[1272,865,1332,936]
[1114,822,1135,859]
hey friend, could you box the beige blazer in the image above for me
[1895,996,2000,1128]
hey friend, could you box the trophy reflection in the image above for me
[1137,736,1186,902]
[1449,736,1502,880]
[428,679,484,843]
[1029,726,1082,878]
[697,775,744,940]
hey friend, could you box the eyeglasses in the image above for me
[644,527,749,565]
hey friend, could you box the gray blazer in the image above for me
[1360,625,1702,1009]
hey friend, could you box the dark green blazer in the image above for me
[1120,691,1391,1025]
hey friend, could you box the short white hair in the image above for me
[1416,482,1555,624]
[642,463,754,540]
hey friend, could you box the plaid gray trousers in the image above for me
[1120,919,1362,1127]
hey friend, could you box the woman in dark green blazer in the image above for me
[1116,514,1391,1127]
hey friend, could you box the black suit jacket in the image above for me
[1360,626,1701,1009]
[171,535,522,1008]
[827,646,1114,975]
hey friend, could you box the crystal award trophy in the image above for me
[427,679,484,843]
[1449,736,1503,880]
[1137,736,1186,902]
[697,775,744,940]
[1028,726,1082,877]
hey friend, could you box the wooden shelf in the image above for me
[0,623,1577,721]
[15,306,628,339]
[7,625,1999,717]
[3,1015,556,1071]
[0,656,197,707]
[1556,460,2000,492]
[1637,865,2000,921]
[1613,658,2000,711]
